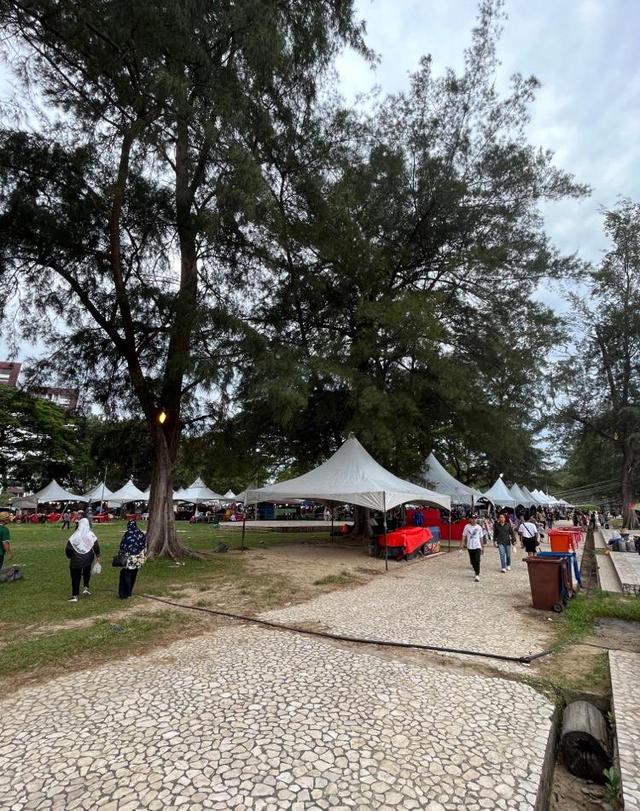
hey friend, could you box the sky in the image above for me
[2,0,640,363]
[335,0,640,300]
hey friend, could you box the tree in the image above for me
[558,200,640,527]
[0,0,367,556]
[228,0,586,487]
[0,385,83,490]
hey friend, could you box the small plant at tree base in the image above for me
[607,709,616,735]
[603,767,622,807]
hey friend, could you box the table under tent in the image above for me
[244,434,451,569]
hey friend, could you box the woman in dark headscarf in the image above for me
[117,520,147,599]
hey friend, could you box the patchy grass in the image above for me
[555,590,640,647]
[313,570,360,586]
[0,612,195,683]
[0,521,330,686]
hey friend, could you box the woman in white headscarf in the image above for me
[65,517,101,602]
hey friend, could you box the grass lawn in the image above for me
[0,521,331,686]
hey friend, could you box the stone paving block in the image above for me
[610,650,640,811]
[0,626,554,810]
[262,546,553,671]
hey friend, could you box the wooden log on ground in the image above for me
[560,700,612,783]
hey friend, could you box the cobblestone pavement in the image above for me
[610,649,640,810]
[0,625,555,811]
[263,545,553,671]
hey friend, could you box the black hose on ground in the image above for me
[141,593,555,666]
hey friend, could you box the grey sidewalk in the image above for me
[0,625,554,811]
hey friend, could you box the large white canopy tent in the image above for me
[509,483,532,508]
[481,477,517,508]
[109,479,148,505]
[246,435,451,513]
[422,453,483,505]
[83,482,114,501]
[223,490,237,501]
[521,485,541,506]
[33,479,88,504]
[175,477,223,504]
[532,489,552,506]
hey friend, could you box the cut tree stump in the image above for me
[560,700,612,783]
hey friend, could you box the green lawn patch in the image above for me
[0,612,190,681]
[0,521,330,685]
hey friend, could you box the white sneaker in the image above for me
[68,596,78,602]
[501,568,506,573]
[474,575,480,582]
[507,566,511,571]
[82,588,91,595]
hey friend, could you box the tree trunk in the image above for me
[621,445,639,530]
[560,700,611,782]
[344,505,371,540]
[146,422,190,559]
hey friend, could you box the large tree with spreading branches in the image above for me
[0,0,367,556]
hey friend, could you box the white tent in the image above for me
[33,479,88,504]
[245,435,451,513]
[509,483,532,508]
[521,485,541,506]
[481,477,517,508]
[422,453,482,505]
[223,490,237,500]
[109,479,148,505]
[176,477,223,504]
[532,489,551,506]
[83,482,114,501]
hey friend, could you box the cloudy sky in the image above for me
[336,0,640,270]
[2,0,639,363]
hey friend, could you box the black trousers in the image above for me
[468,548,481,576]
[70,565,91,596]
[119,567,138,598]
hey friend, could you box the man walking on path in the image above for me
[462,514,484,581]
[494,513,516,572]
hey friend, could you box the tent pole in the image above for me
[100,465,108,519]
[240,497,247,552]
[330,502,334,541]
[383,493,388,572]
[448,509,451,553]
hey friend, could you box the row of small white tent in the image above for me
[28,439,567,515]
[423,453,571,509]
[31,477,238,506]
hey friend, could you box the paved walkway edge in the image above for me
[535,704,561,811]
[609,649,640,810]
[595,529,623,593]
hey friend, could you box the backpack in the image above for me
[0,565,22,583]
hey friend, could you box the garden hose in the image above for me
[141,593,555,665]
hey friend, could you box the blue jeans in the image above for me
[498,543,512,568]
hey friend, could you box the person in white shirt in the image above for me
[518,516,539,556]
[462,514,484,581]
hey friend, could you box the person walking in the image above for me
[518,515,539,557]
[462,514,484,582]
[65,517,100,602]
[117,520,147,599]
[60,509,71,530]
[493,513,516,572]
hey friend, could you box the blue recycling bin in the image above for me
[537,551,581,588]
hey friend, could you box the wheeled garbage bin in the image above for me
[537,551,581,590]
[524,557,565,612]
